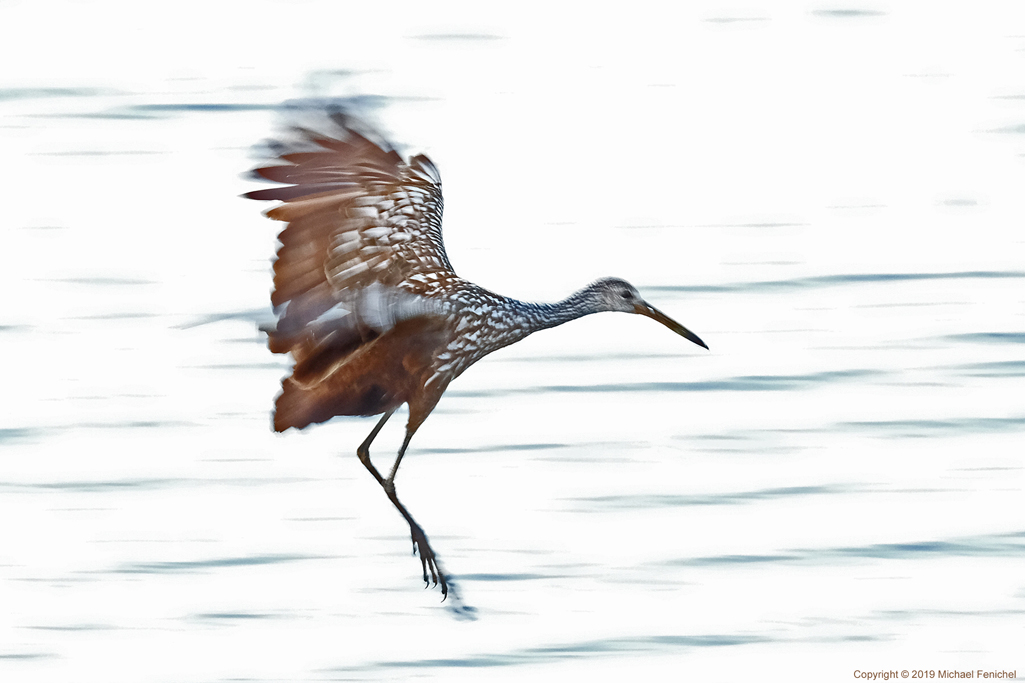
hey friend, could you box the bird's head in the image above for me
[586,277,708,350]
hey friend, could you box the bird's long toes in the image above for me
[425,557,439,586]
[420,557,432,586]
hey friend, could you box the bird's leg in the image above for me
[385,429,415,487]
[355,409,473,614]
[384,481,475,618]
[355,411,458,605]
[383,481,447,593]
[355,408,395,487]
[378,424,451,597]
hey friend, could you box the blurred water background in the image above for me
[2,1,1024,680]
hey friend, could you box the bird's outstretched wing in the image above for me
[245,108,452,377]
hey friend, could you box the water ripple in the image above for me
[192,612,279,621]
[113,553,326,574]
[811,9,887,19]
[1,476,314,494]
[670,531,1025,567]
[334,633,768,672]
[457,573,553,582]
[571,485,845,510]
[0,87,116,101]
[418,442,568,454]
[951,360,1025,377]
[0,428,37,444]
[28,623,115,631]
[646,270,1025,294]
[838,416,1025,437]
[537,369,879,394]
[2,477,186,493]
[945,332,1025,345]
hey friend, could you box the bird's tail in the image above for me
[273,380,319,432]
[273,377,396,432]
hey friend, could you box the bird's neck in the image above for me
[514,288,600,333]
[453,286,600,361]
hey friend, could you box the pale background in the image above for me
[1,1,1023,680]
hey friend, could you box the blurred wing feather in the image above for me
[245,112,452,369]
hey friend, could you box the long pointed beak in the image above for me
[635,302,709,350]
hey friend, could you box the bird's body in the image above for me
[247,107,707,604]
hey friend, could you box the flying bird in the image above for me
[246,107,708,603]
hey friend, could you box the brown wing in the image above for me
[245,109,453,384]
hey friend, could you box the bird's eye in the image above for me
[620,289,632,300]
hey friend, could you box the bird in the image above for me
[245,106,708,604]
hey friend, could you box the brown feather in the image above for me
[247,111,455,430]
[273,317,450,431]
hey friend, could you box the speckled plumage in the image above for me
[246,107,707,605]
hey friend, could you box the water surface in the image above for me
[2,2,1024,680]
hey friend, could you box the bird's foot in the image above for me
[382,476,476,615]
[408,521,447,596]
[408,523,477,618]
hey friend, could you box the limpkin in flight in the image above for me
[246,107,708,603]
